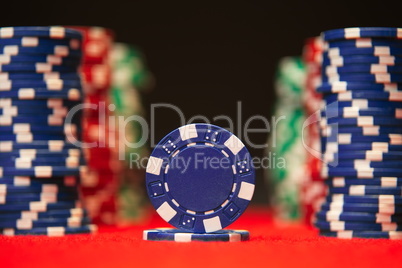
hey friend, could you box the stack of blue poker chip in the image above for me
[143,124,255,242]
[315,27,402,239]
[0,26,96,236]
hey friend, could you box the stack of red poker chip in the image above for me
[67,26,120,225]
[301,37,327,225]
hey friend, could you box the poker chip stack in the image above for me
[0,26,96,236]
[266,57,307,221]
[110,43,153,222]
[300,37,326,225]
[68,26,120,225]
[316,27,402,239]
[143,124,254,242]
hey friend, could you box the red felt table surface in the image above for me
[1,206,402,268]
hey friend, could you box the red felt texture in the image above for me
[1,206,402,268]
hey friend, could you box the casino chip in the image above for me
[66,26,120,225]
[266,56,307,221]
[315,27,402,239]
[143,228,250,242]
[146,124,255,233]
[0,26,94,236]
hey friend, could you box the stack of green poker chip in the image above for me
[266,57,307,221]
[110,43,153,221]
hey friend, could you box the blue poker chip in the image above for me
[143,228,250,242]
[0,37,80,47]
[324,100,402,109]
[0,192,79,204]
[0,134,71,142]
[0,55,81,65]
[0,216,90,229]
[0,27,83,40]
[322,126,402,137]
[322,106,402,118]
[322,167,402,178]
[0,201,81,212]
[0,149,80,157]
[0,208,86,220]
[0,156,85,168]
[0,166,84,177]
[322,73,402,83]
[1,224,97,236]
[320,202,402,214]
[323,142,402,152]
[326,38,402,49]
[0,80,81,90]
[322,117,402,127]
[317,82,402,93]
[0,142,79,152]
[0,46,82,57]
[319,230,402,239]
[327,185,402,195]
[0,63,79,73]
[0,125,81,134]
[323,47,402,57]
[323,151,402,161]
[316,211,402,223]
[323,91,402,102]
[326,177,402,187]
[0,88,82,101]
[322,133,402,144]
[326,193,402,204]
[146,124,255,233]
[0,176,78,187]
[323,28,402,41]
[0,72,80,81]
[0,106,71,116]
[325,160,401,169]
[324,64,402,75]
[315,220,402,231]
[322,55,402,67]
[0,184,79,194]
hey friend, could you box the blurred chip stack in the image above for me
[300,37,326,225]
[0,26,96,236]
[68,26,120,225]
[266,57,306,221]
[109,43,153,222]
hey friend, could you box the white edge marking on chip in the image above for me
[22,37,38,47]
[232,165,237,175]
[345,28,360,39]
[203,216,222,233]
[331,221,345,231]
[179,125,198,141]
[48,227,65,237]
[19,88,35,99]
[333,178,345,187]
[229,233,241,242]
[366,151,383,161]
[379,205,395,214]
[156,202,177,222]
[175,233,192,242]
[376,214,391,223]
[382,178,397,187]
[357,116,373,126]
[338,134,351,144]
[238,181,255,201]
[30,202,46,211]
[50,27,65,39]
[146,156,163,175]
[143,230,152,240]
[17,219,33,230]
[338,231,353,239]
[355,38,372,48]
[363,127,379,136]
[390,231,402,240]
[49,140,63,151]
[35,166,52,178]
[349,185,365,195]
[0,27,14,38]
[224,135,245,155]
[3,229,15,236]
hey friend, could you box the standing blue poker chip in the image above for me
[146,124,255,233]
[143,228,250,242]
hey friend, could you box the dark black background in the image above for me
[1,0,401,203]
